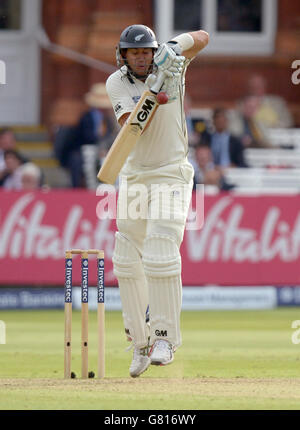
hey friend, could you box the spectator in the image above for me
[204,108,248,168]
[83,83,117,152]
[0,149,26,190]
[247,74,293,129]
[82,83,117,188]
[20,162,42,191]
[0,129,17,180]
[192,141,234,191]
[229,96,273,148]
[54,83,116,188]
[184,93,199,148]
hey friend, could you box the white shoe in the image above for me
[149,340,174,366]
[129,346,151,378]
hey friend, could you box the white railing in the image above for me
[267,128,300,148]
[245,148,300,168]
[36,28,117,74]
[224,167,300,193]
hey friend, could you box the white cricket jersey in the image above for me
[106,64,190,172]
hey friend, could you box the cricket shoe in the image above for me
[129,345,151,378]
[149,340,174,366]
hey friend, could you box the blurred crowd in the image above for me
[0,73,295,192]
[187,74,294,191]
[53,83,118,188]
[0,128,43,191]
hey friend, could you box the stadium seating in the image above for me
[224,128,300,193]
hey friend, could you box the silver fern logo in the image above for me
[135,34,145,42]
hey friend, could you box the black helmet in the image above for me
[116,25,158,78]
[119,25,158,49]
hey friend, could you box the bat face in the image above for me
[97,90,159,184]
[131,94,157,131]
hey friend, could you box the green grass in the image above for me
[0,308,300,410]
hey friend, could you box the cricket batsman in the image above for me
[106,24,209,377]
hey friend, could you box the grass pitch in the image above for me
[0,308,300,410]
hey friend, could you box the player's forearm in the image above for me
[119,113,130,128]
[172,30,209,59]
[190,30,209,53]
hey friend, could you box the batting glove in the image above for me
[161,74,182,103]
[145,73,179,104]
[154,43,185,77]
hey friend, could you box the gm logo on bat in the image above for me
[0,60,6,85]
[131,98,156,130]
[131,97,156,131]
[137,98,156,122]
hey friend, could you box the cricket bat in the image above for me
[97,72,166,185]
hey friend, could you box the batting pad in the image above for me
[112,232,149,348]
[142,234,182,348]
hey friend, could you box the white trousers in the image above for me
[112,159,194,348]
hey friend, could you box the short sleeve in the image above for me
[106,72,136,122]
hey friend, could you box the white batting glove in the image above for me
[144,73,171,103]
[154,43,185,77]
[161,74,182,103]
[145,73,176,104]
[145,73,157,90]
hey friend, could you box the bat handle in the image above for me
[150,71,166,95]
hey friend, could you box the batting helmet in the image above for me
[119,25,158,49]
[116,25,158,72]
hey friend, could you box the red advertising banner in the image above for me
[0,190,299,286]
[183,192,300,285]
